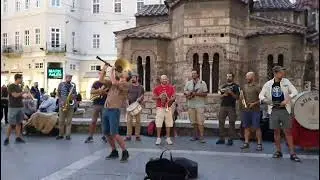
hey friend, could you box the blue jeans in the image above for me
[241,111,261,128]
[102,108,121,135]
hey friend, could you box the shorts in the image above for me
[155,107,173,128]
[241,111,261,128]
[270,108,292,129]
[102,108,120,135]
[188,108,205,126]
[92,105,103,122]
[8,107,24,125]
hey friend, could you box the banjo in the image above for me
[292,91,319,130]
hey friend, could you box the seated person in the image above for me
[39,94,57,113]
[22,94,37,119]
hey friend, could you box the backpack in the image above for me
[147,121,156,136]
[144,150,189,180]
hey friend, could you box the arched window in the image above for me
[202,53,210,89]
[267,54,274,80]
[137,56,143,85]
[212,53,219,93]
[193,53,200,72]
[145,56,151,91]
[278,54,284,67]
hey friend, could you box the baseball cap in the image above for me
[272,66,286,73]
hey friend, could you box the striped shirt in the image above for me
[57,82,77,107]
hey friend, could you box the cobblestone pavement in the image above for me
[1,132,319,180]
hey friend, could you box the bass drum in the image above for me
[292,91,319,130]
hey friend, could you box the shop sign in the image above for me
[48,68,63,79]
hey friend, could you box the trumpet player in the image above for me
[85,66,110,143]
[56,74,77,140]
[239,72,263,151]
[152,75,176,145]
[184,69,208,143]
[216,73,240,146]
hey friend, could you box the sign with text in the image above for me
[47,68,63,79]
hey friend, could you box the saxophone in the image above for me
[62,83,75,112]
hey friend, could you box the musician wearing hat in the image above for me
[259,66,300,162]
[125,73,144,141]
[85,65,111,143]
[56,74,77,140]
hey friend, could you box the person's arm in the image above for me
[152,87,160,100]
[226,85,239,100]
[170,86,176,101]
[110,67,117,84]
[57,83,62,98]
[9,86,23,98]
[39,100,50,109]
[137,86,145,102]
[259,83,270,104]
[183,82,190,95]
[287,80,298,99]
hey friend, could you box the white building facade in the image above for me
[1,0,162,99]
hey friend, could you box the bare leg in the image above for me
[107,135,116,150]
[244,128,250,143]
[6,125,12,138]
[15,124,22,138]
[166,127,171,138]
[114,134,126,151]
[156,128,161,138]
[255,128,263,144]
[274,129,281,152]
[284,129,295,154]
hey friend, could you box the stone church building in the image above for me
[115,0,319,94]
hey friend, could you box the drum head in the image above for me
[293,91,319,130]
[127,102,139,112]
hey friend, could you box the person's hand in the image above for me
[102,64,108,71]
[280,99,290,106]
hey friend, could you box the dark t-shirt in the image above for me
[271,81,284,106]
[128,84,144,105]
[7,84,23,108]
[220,83,240,108]
[92,81,107,105]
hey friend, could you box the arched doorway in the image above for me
[137,56,143,85]
[202,53,210,89]
[267,54,274,80]
[212,53,219,93]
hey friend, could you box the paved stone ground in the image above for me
[1,130,319,180]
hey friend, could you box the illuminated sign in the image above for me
[47,68,63,79]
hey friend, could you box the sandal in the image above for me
[240,143,250,149]
[272,151,283,158]
[290,154,301,162]
[256,144,263,151]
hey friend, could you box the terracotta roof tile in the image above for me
[294,0,319,10]
[125,32,171,40]
[253,0,295,10]
[135,4,168,17]
[246,26,305,37]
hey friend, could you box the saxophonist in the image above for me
[56,74,77,140]
[85,66,111,143]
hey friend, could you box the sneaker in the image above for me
[216,139,225,144]
[56,136,63,140]
[290,154,301,162]
[190,137,199,141]
[65,136,71,140]
[15,137,26,144]
[3,138,9,146]
[101,136,107,143]
[155,138,161,145]
[166,138,173,145]
[124,136,131,141]
[199,137,206,143]
[105,150,119,160]
[240,143,250,149]
[226,139,233,146]
[84,136,93,143]
[120,150,129,163]
[136,136,141,141]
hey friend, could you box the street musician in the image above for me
[184,69,208,143]
[85,65,111,143]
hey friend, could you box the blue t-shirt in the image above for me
[271,81,284,106]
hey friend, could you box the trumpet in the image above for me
[239,87,248,108]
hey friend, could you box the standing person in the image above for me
[30,82,41,109]
[125,73,144,141]
[259,66,300,162]
[85,68,110,143]
[152,75,176,145]
[239,72,263,151]
[103,65,130,162]
[1,85,9,124]
[184,69,208,143]
[56,74,77,140]
[216,73,240,146]
[3,74,29,145]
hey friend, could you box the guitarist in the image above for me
[152,75,176,145]
[184,69,208,143]
[85,65,111,143]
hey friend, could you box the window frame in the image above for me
[92,34,100,49]
[3,0,8,13]
[51,0,60,7]
[2,33,8,48]
[50,28,60,48]
[25,0,30,10]
[16,0,21,12]
[24,30,30,46]
[72,32,75,49]
[89,65,101,71]
[15,31,20,50]
[35,63,44,69]
[137,0,144,12]
[114,0,121,13]
[93,0,100,14]
[36,0,40,8]
[35,28,40,45]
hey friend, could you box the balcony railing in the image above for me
[1,45,23,56]
[45,43,66,53]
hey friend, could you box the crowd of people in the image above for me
[1,63,302,163]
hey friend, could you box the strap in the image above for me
[160,149,173,161]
